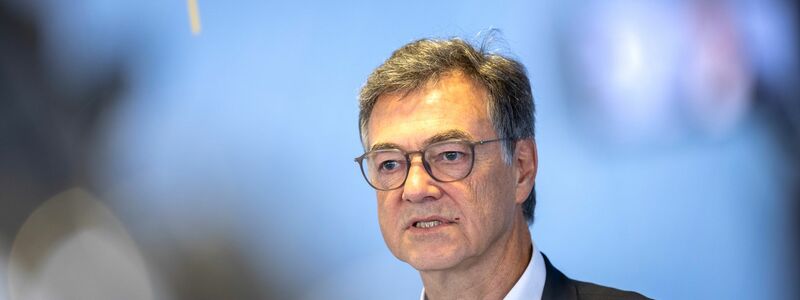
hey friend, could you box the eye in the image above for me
[440,151,465,162]
[380,160,401,172]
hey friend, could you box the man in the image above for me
[354,36,648,299]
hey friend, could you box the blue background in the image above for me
[4,0,797,299]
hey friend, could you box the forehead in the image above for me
[366,73,495,149]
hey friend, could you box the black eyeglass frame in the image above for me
[353,137,513,191]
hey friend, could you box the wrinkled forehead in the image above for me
[365,75,494,150]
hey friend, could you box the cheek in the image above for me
[471,181,500,225]
[376,192,400,233]
[464,168,516,229]
[442,181,489,233]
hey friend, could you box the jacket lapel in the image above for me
[541,253,578,300]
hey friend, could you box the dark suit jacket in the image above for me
[542,254,650,300]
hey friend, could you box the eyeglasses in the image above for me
[354,138,511,191]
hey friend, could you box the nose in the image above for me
[402,156,442,203]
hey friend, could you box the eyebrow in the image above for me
[370,142,403,151]
[369,129,474,151]
[423,129,473,145]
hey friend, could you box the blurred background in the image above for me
[1,0,798,299]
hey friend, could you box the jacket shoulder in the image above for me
[541,253,651,300]
[572,280,651,300]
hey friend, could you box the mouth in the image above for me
[407,216,457,230]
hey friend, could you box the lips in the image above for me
[407,216,457,229]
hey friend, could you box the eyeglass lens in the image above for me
[361,141,474,190]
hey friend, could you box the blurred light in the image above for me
[561,0,780,143]
[7,189,160,300]
[737,0,799,93]
[187,0,201,35]
[682,1,754,136]
[566,0,685,143]
[613,30,644,88]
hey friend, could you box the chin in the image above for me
[402,248,465,271]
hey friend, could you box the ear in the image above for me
[513,139,538,205]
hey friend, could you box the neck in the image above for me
[420,213,532,300]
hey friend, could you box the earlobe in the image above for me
[514,139,537,204]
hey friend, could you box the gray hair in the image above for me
[358,33,537,224]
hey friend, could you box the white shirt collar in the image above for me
[419,242,546,300]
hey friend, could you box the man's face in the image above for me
[366,73,520,271]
